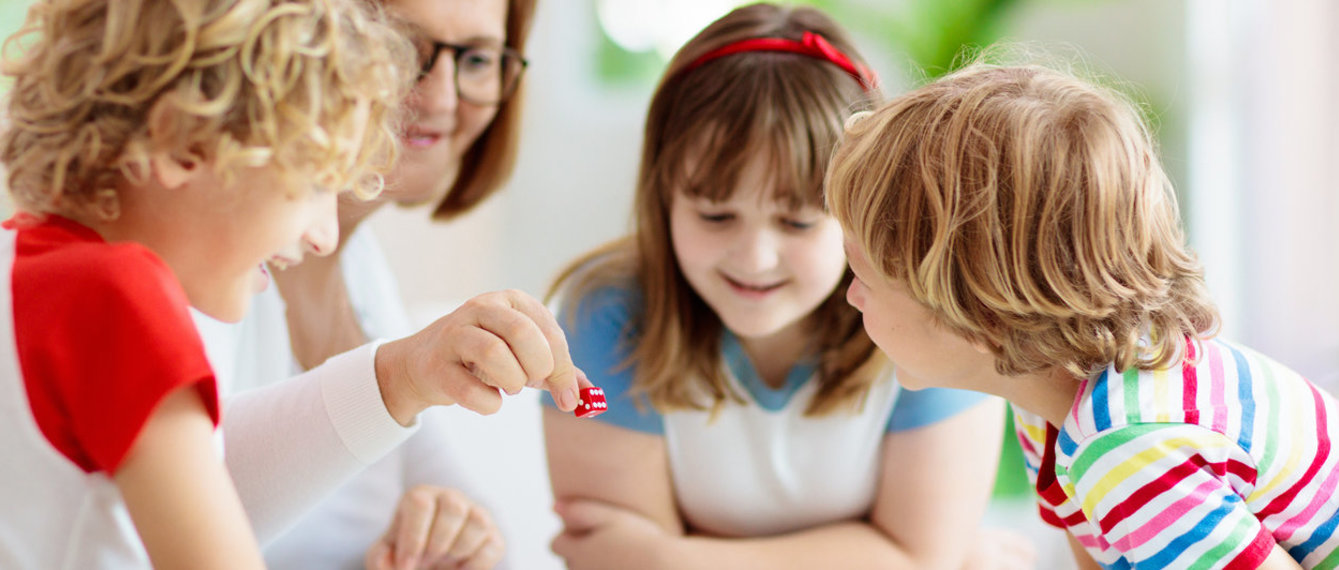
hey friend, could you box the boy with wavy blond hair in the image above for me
[829,62,1339,569]
[0,0,413,567]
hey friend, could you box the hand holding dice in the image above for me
[574,386,607,418]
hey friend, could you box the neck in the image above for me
[735,322,809,390]
[336,193,388,249]
[989,366,1082,427]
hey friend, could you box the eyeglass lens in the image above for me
[418,41,524,105]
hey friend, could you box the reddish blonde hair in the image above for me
[550,3,887,415]
[828,63,1219,377]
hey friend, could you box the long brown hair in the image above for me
[550,3,887,416]
[430,0,536,219]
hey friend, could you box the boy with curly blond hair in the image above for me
[829,62,1339,569]
[0,0,413,566]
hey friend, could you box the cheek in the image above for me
[797,227,849,292]
[459,104,499,144]
[668,205,711,270]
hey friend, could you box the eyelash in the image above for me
[698,212,815,231]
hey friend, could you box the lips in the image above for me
[402,126,442,148]
[724,274,784,294]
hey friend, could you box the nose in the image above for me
[413,56,459,116]
[303,191,339,257]
[729,227,780,274]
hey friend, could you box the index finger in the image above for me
[503,290,582,411]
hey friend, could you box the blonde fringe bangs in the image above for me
[829,62,1219,378]
[1,0,414,214]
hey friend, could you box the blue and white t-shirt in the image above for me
[549,282,991,537]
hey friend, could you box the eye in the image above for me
[781,218,816,231]
[699,212,734,223]
[459,47,500,73]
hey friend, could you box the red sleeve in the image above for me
[14,233,218,474]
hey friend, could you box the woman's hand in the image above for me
[375,289,585,424]
[364,485,504,570]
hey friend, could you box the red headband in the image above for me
[680,31,877,91]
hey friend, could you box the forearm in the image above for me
[224,342,414,543]
[666,520,925,570]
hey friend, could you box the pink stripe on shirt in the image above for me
[1112,477,1222,552]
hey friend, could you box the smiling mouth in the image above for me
[402,129,442,148]
[268,256,299,271]
[724,275,785,293]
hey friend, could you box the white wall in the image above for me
[1185,0,1339,389]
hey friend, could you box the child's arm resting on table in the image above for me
[544,406,682,536]
[116,384,265,570]
[546,398,1015,570]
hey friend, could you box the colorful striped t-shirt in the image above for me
[1014,338,1339,569]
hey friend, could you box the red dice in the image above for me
[574,386,608,418]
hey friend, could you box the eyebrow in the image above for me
[401,22,506,48]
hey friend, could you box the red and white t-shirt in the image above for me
[0,214,218,569]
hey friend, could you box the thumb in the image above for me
[544,364,587,413]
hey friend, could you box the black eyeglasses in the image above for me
[417,40,528,105]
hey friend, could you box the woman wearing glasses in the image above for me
[198,0,537,568]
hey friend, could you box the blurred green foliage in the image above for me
[594,0,1038,85]
[809,0,1020,78]
[1,0,35,93]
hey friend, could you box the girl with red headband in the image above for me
[541,4,1035,568]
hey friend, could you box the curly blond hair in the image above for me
[828,63,1219,378]
[1,0,415,216]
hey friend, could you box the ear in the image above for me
[144,98,204,190]
[148,149,200,190]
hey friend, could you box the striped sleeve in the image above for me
[1064,423,1274,569]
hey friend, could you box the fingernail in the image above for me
[561,387,579,410]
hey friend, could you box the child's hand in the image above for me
[363,485,504,570]
[374,289,584,423]
[550,499,672,570]
[962,527,1038,570]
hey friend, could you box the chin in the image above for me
[387,163,458,207]
[719,315,793,342]
[195,302,247,324]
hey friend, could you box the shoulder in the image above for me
[887,382,996,432]
[551,279,665,434]
[13,221,186,313]
[557,277,641,340]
